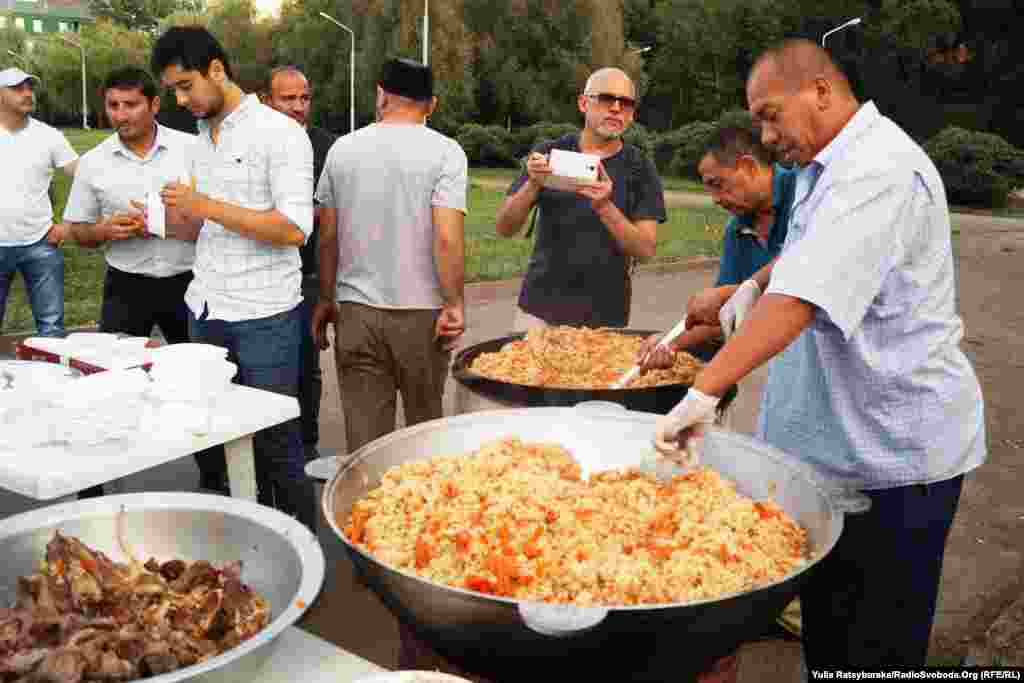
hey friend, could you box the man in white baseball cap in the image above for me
[1,65,79,337]
[0,67,40,88]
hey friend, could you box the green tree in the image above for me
[89,0,205,31]
[24,19,152,127]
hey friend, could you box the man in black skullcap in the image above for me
[313,57,467,452]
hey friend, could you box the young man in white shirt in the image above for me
[151,27,316,530]
[0,67,78,337]
[66,66,204,498]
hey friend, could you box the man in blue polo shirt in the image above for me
[638,124,795,433]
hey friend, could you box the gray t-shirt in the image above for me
[316,123,468,309]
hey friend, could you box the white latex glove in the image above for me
[654,388,720,465]
[719,278,761,339]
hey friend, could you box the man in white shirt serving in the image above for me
[660,39,986,668]
[0,67,78,337]
[150,26,316,530]
[66,66,206,498]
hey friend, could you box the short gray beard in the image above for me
[595,126,624,141]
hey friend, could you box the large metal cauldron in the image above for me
[0,493,325,682]
[324,405,868,682]
[451,330,735,416]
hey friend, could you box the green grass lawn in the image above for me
[465,182,728,281]
[2,129,724,335]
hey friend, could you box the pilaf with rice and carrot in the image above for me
[343,438,808,606]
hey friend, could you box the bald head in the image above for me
[746,39,860,166]
[750,39,853,98]
[584,67,636,99]
[264,65,311,127]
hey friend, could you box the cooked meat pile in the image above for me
[0,532,269,682]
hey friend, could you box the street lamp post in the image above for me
[58,35,88,130]
[821,17,863,47]
[319,12,355,135]
[422,0,429,66]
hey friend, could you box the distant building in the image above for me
[1,0,91,35]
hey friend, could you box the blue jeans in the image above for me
[188,304,316,531]
[0,238,64,337]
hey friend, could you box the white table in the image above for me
[194,626,384,682]
[0,383,298,501]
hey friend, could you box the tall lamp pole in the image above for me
[422,0,429,65]
[821,17,863,47]
[58,35,88,129]
[319,12,355,134]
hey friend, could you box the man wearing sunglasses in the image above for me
[496,67,666,330]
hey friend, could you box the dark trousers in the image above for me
[800,475,965,668]
[79,266,192,499]
[189,304,316,531]
[98,266,192,342]
[298,292,322,461]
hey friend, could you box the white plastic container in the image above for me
[147,342,228,364]
[146,359,237,436]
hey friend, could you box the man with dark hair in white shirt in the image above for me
[151,26,316,530]
[67,66,201,499]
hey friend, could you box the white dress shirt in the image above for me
[759,101,986,490]
[64,124,196,277]
[186,94,314,322]
[0,118,78,246]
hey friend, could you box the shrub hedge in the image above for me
[925,126,1024,208]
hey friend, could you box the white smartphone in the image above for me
[544,149,600,192]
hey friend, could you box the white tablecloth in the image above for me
[0,383,298,500]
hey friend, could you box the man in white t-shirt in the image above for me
[0,67,79,337]
[313,57,467,453]
[313,57,467,672]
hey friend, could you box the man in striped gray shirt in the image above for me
[663,40,986,668]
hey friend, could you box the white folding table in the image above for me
[0,382,298,501]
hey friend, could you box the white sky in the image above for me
[252,0,283,17]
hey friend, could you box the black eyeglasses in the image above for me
[586,93,637,111]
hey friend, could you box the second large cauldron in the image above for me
[451,330,735,416]
[323,405,867,682]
